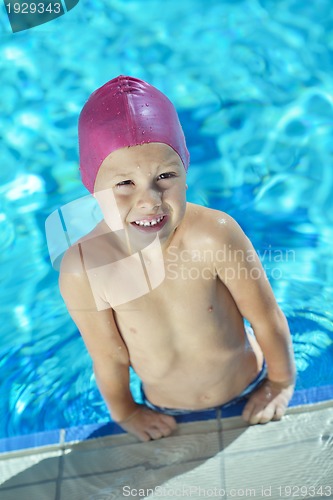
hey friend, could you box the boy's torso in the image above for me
[79,203,264,410]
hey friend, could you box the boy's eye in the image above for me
[116,180,134,187]
[158,172,176,180]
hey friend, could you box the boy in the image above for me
[59,75,296,442]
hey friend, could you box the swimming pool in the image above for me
[1,0,333,441]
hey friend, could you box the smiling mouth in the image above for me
[131,215,168,231]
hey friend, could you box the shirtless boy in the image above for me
[59,75,296,442]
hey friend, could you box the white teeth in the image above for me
[134,216,164,227]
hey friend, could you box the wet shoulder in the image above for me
[60,220,111,276]
[184,203,241,246]
[60,244,84,276]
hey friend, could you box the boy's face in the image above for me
[94,143,187,245]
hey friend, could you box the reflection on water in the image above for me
[0,0,332,438]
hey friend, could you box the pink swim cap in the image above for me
[78,75,190,193]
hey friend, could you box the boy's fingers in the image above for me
[247,406,273,425]
[247,407,265,425]
[161,415,177,429]
[242,400,256,422]
[126,410,177,441]
[146,421,175,440]
[148,428,164,440]
[154,422,174,437]
[137,430,152,442]
[244,400,287,425]
[257,404,276,424]
[242,380,293,426]
[242,398,271,424]
[272,405,286,421]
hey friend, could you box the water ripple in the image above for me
[1,0,333,437]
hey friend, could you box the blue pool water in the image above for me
[1,0,333,440]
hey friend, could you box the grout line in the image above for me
[216,408,223,452]
[0,480,57,493]
[54,430,66,500]
[54,455,64,500]
[59,429,66,447]
[216,408,227,496]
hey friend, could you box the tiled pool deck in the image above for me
[1,385,332,454]
[0,386,332,500]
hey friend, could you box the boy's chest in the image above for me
[96,237,221,310]
[113,273,241,361]
[112,264,234,342]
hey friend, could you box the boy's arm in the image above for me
[216,215,296,423]
[59,246,176,441]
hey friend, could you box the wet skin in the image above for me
[60,143,295,442]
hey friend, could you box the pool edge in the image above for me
[1,384,332,455]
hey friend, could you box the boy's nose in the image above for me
[138,189,162,210]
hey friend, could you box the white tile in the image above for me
[0,450,61,486]
[0,481,56,500]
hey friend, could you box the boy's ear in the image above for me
[186,184,188,190]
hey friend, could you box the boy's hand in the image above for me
[117,405,177,442]
[242,379,294,425]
